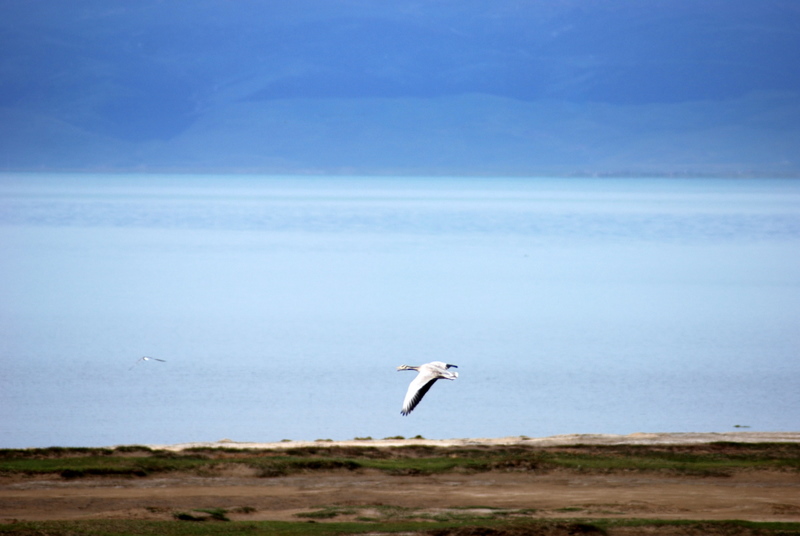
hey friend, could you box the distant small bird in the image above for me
[130,356,166,369]
[397,361,458,415]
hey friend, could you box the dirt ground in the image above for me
[2,432,799,524]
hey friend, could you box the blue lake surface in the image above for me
[1,173,799,448]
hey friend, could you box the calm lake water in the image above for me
[1,173,799,448]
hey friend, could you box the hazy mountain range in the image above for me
[1,0,799,176]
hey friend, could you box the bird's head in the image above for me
[396,365,416,371]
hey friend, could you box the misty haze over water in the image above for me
[1,174,798,447]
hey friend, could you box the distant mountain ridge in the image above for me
[3,91,797,176]
[1,1,798,176]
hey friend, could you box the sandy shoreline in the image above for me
[145,431,800,451]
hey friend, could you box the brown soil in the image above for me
[2,470,799,523]
[2,433,799,524]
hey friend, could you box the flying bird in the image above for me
[397,361,458,415]
[130,356,166,369]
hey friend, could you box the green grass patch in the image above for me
[2,442,798,479]
[244,457,361,477]
[357,456,489,475]
[0,454,216,478]
[1,518,799,536]
[595,518,800,535]
[539,443,800,476]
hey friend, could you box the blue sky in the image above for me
[1,0,799,175]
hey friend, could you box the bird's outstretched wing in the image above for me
[401,374,439,416]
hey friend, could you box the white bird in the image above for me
[397,361,458,415]
[130,356,166,369]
